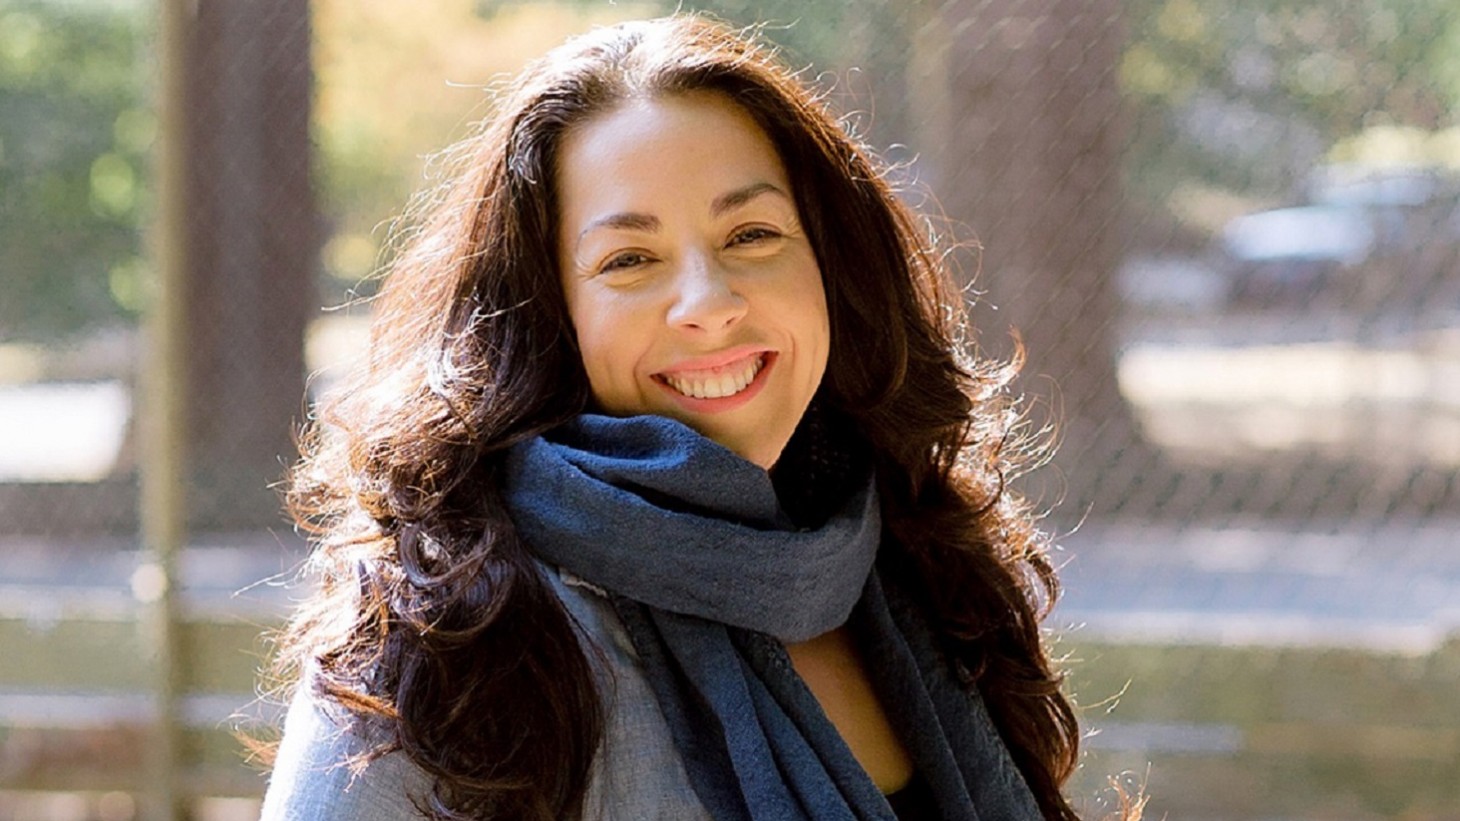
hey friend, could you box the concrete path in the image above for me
[2,518,1457,653]
[1053,517,1460,653]
[0,530,306,623]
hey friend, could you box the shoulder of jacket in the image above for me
[260,685,434,821]
[537,560,641,663]
[534,561,715,821]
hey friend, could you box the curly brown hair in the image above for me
[271,13,1080,820]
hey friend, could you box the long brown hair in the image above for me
[273,14,1079,820]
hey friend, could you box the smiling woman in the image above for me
[261,13,1089,821]
[558,93,829,469]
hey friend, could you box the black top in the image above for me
[886,772,939,820]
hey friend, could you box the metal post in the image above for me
[140,0,190,817]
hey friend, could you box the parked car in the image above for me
[1216,165,1460,307]
[1218,204,1375,304]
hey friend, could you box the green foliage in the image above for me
[12,0,1460,339]
[676,0,924,152]
[1121,0,1460,225]
[474,0,928,159]
[673,0,905,66]
[311,0,657,303]
[0,0,921,336]
[0,0,150,342]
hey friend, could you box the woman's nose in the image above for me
[666,257,748,333]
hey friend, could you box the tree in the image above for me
[0,1,148,341]
[934,0,1138,517]
[173,0,317,529]
[1120,0,1460,223]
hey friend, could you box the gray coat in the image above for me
[259,565,714,820]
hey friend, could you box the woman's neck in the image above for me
[783,625,914,794]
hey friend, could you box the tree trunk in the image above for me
[934,0,1147,519]
[179,0,317,530]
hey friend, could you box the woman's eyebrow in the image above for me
[710,181,789,217]
[577,212,661,244]
[575,182,789,247]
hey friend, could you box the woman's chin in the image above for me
[698,425,790,470]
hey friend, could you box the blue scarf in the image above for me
[505,414,1044,821]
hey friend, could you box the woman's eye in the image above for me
[728,226,781,247]
[599,251,651,274]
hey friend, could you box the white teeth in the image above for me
[663,355,764,399]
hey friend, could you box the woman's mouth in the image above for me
[658,353,766,399]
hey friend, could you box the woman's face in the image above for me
[556,92,829,469]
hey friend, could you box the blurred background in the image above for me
[1,0,1457,818]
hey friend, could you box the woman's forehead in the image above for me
[560,95,787,185]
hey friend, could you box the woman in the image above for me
[263,13,1083,821]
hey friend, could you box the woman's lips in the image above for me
[653,351,775,412]
[659,353,765,399]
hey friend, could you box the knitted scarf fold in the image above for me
[504,414,1043,821]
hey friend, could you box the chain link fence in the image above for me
[1,0,1456,818]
